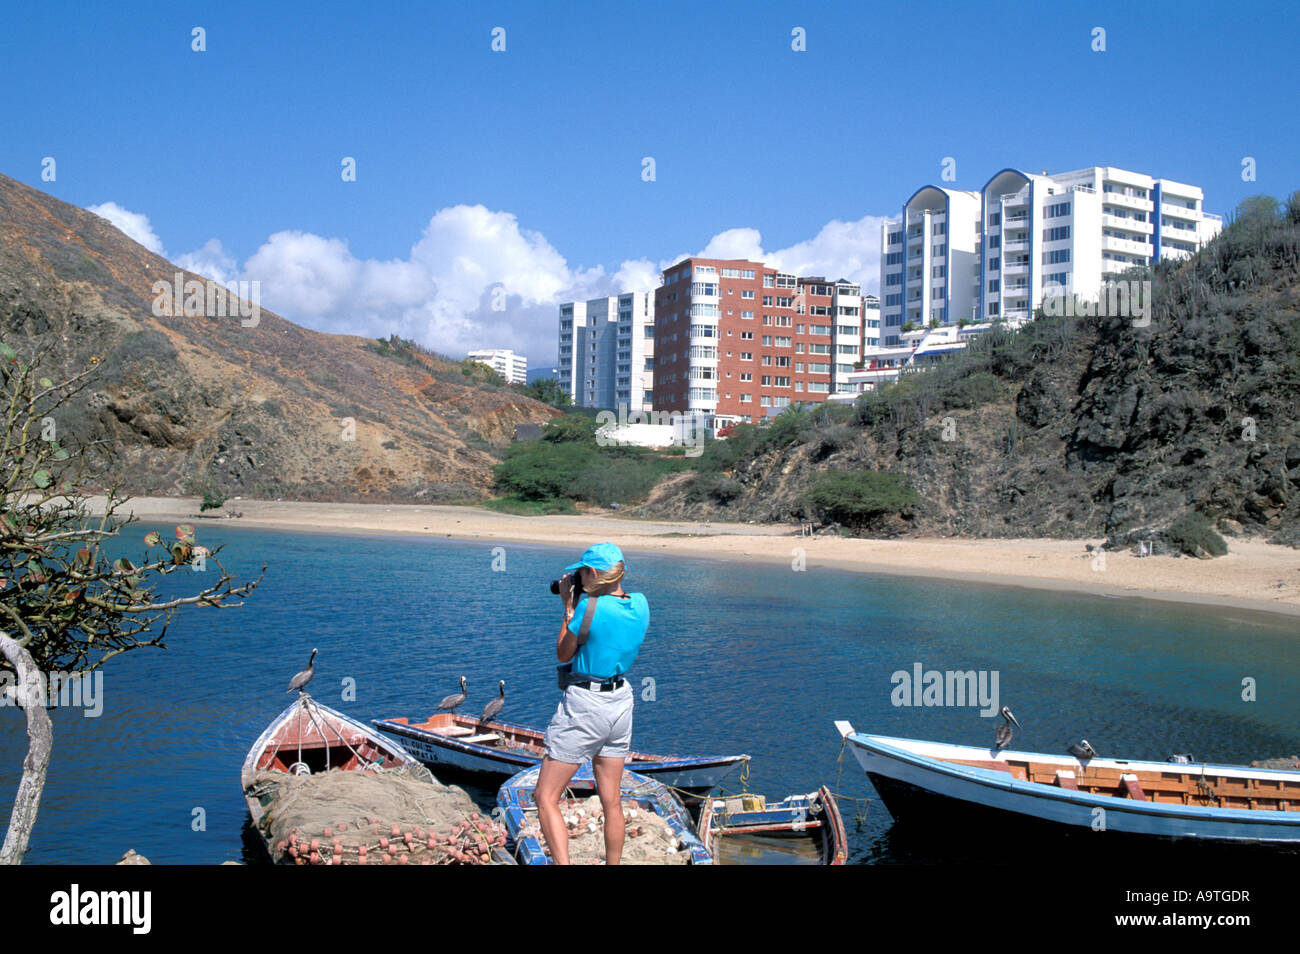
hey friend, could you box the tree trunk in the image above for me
[0,633,53,865]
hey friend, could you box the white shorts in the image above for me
[543,683,634,764]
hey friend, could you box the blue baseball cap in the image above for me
[565,542,626,573]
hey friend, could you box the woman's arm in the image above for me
[556,577,578,662]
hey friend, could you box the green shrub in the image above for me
[199,490,226,512]
[806,470,920,529]
[1165,511,1228,557]
[686,472,743,504]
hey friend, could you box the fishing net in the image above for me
[248,763,509,865]
[512,794,692,865]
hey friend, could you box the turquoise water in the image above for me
[1,526,1297,864]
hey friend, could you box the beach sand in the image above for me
[99,496,1300,618]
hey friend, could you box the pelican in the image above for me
[436,676,468,714]
[1067,739,1097,760]
[287,648,317,694]
[994,706,1019,750]
[481,680,505,723]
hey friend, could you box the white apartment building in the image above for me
[466,348,527,384]
[876,164,1223,343]
[557,292,655,412]
[860,293,881,355]
[980,166,1222,321]
[879,187,983,345]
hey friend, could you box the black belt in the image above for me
[571,676,626,692]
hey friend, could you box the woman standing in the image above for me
[536,542,649,865]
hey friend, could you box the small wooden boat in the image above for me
[374,712,748,799]
[696,787,849,864]
[497,763,712,865]
[836,721,1300,844]
[242,694,516,864]
[242,694,422,826]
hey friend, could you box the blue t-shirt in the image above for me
[567,593,649,680]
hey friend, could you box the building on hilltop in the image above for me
[465,348,527,384]
[652,258,865,428]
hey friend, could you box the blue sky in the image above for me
[3,0,1297,366]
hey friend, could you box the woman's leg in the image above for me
[535,756,581,865]
[591,754,626,864]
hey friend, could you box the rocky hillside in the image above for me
[638,202,1300,546]
[0,172,558,501]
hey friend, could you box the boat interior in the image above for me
[946,755,1300,812]
[257,713,400,775]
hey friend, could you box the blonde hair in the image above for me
[588,561,625,590]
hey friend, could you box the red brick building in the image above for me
[652,258,863,425]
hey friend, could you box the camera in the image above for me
[549,572,586,596]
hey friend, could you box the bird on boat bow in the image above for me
[437,675,468,714]
[287,648,317,694]
[481,680,505,723]
[1067,739,1097,760]
[994,706,1020,750]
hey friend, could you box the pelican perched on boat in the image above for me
[994,706,1019,750]
[481,680,505,723]
[437,676,468,714]
[286,648,317,694]
[1067,739,1097,760]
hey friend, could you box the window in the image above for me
[988,212,1000,226]
[795,381,803,391]
[761,375,772,386]
[886,273,902,286]
[761,355,772,366]
[720,267,740,277]
[741,311,754,319]
[741,331,753,340]
[742,269,755,279]
[762,336,772,346]
[763,275,774,287]
[774,336,792,347]
[1044,248,1071,264]
[739,372,752,382]
[888,231,902,245]
[762,296,773,306]
[761,396,771,406]
[740,393,752,403]
[885,252,903,265]
[988,279,1000,293]
[741,289,754,299]
[885,293,902,306]
[773,376,791,387]
[1044,225,1071,241]
[774,356,791,367]
[810,325,831,335]
[740,351,753,361]
[1046,201,1071,218]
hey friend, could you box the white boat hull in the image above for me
[835,723,1300,844]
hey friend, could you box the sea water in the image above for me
[1,527,1296,864]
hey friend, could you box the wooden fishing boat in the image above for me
[497,763,712,865]
[373,712,748,799]
[835,721,1300,844]
[696,786,849,864]
[242,693,423,830]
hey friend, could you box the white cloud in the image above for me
[87,202,165,255]
[174,238,238,285]
[85,200,889,366]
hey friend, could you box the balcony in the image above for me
[1102,214,1153,234]
[1000,190,1029,206]
[1102,234,1152,256]
[1003,240,1029,252]
[1102,192,1152,212]
[1161,202,1201,220]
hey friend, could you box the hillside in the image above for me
[0,173,558,502]
[636,201,1300,548]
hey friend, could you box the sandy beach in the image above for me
[91,495,1300,619]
